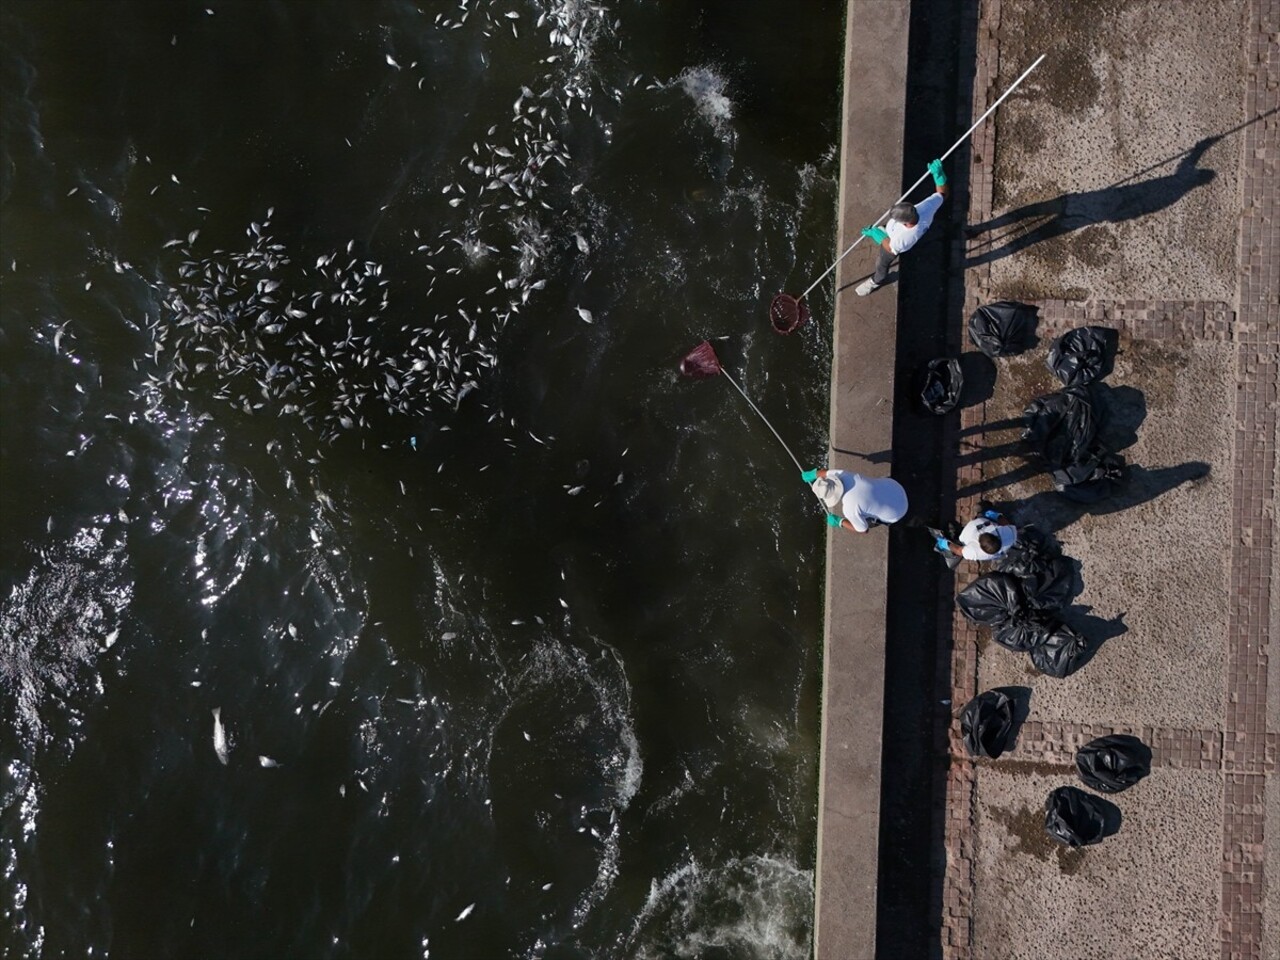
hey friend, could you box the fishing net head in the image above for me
[769,294,809,335]
[679,340,722,378]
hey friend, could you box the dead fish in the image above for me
[258,756,280,768]
[575,307,594,324]
[455,904,476,922]
[212,708,229,764]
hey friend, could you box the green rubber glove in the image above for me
[928,158,947,186]
[861,225,888,245]
[801,468,819,483]
[826,514,843,529]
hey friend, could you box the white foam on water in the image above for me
[625,854,814,960]
[0,525,132,753]
[676,66,735,138]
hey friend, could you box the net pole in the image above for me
[798,53,1045,303]
[719,369,805,473]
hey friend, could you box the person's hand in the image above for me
[935,537,951,552]
[928,158,947,186]
[826,514,843,529]
[983,510,1001,521]
[861,225,888,245]
[801,468,819,482]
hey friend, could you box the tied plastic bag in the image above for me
[1076,734,1152,793]
[993,618,1050,652]
[993,526,1057,579]
[959,690,1015,759]
[1020,555,1076,613]
[957,573,1026,627]
[1044,785,1120,847]
[1046,326,1119,387]
[1052,450,1128,503]
[968,301,1038,358]
[919,358,964,415]
[1022,386,1098,469]
[1029,621,1091,678]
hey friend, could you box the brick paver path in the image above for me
[937,0,1279,958]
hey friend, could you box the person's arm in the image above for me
[928,158,949,199]
[861,225,892,252]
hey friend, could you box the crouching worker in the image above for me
[934,503,1017,565]
[856,158,949,296]
[802,467,908,533]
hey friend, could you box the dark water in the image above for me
[0,1,843,956]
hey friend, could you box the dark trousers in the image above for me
[872,245,896,285]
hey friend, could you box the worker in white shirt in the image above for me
[856,158,949,296]
[802,467,909,533]
[935,503,1018,562]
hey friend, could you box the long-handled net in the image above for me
[680,340,804,472]
[771,53,1046,321]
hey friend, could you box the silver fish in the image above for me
[212,708,229,764]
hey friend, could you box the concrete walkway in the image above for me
[813,2,910,958]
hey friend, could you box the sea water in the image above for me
[0,1,843,956]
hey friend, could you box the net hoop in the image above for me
[769,294,809,335]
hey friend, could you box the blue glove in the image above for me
[861,225,888,245]
[935,537,951,552]
[983,510,1000,521]
[801,468,819,483]
[826,514,843,528]
[928,158,947,186]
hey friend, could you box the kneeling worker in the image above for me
[935,504,1017,562]
[802,467,908,533]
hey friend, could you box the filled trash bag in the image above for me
[993,525,1058,579]
[1076,734,1152,793]
[968,301,1038,358]
[957,573,1026,627]
[1046,326,1118,387]
[1019,554,1076,613]
[1044,785,1118,847]
[959,690,1015,759]
[993,617,1050,652]
[1022,386,1097,469]
[919,358,964,414]
[1053,450,1128,503]
[1029,621,1091,678]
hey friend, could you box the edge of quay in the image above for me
[813,2,911,958]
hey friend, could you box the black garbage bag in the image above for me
[1022,386,1097,469]
[959,690,1015,758]
[993,526,1059,579]
[1053,450,1128,503]
[1020,555,1076,613]
[968,301,1038,358]
[1046,326,1119,387]
[1044,785,1118,847]
[957,573,1026,627]
[919,358,964,414]
[1076,734,1152,793]
[1029,621,1091,678]
[993,617,1051,652]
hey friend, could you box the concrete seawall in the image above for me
[812,2,910,957]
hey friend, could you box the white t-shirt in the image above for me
[959,518,1017,561]
[885,191,945,255]
[827,469,908,533]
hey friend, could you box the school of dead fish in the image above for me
[136,0,620,447]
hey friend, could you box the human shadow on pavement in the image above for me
[957,382,1150,485]
[1011,461,1211,534]
[958,351,998,409]
[963,134,1220,268]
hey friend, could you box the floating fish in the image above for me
[212,708,229,765]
